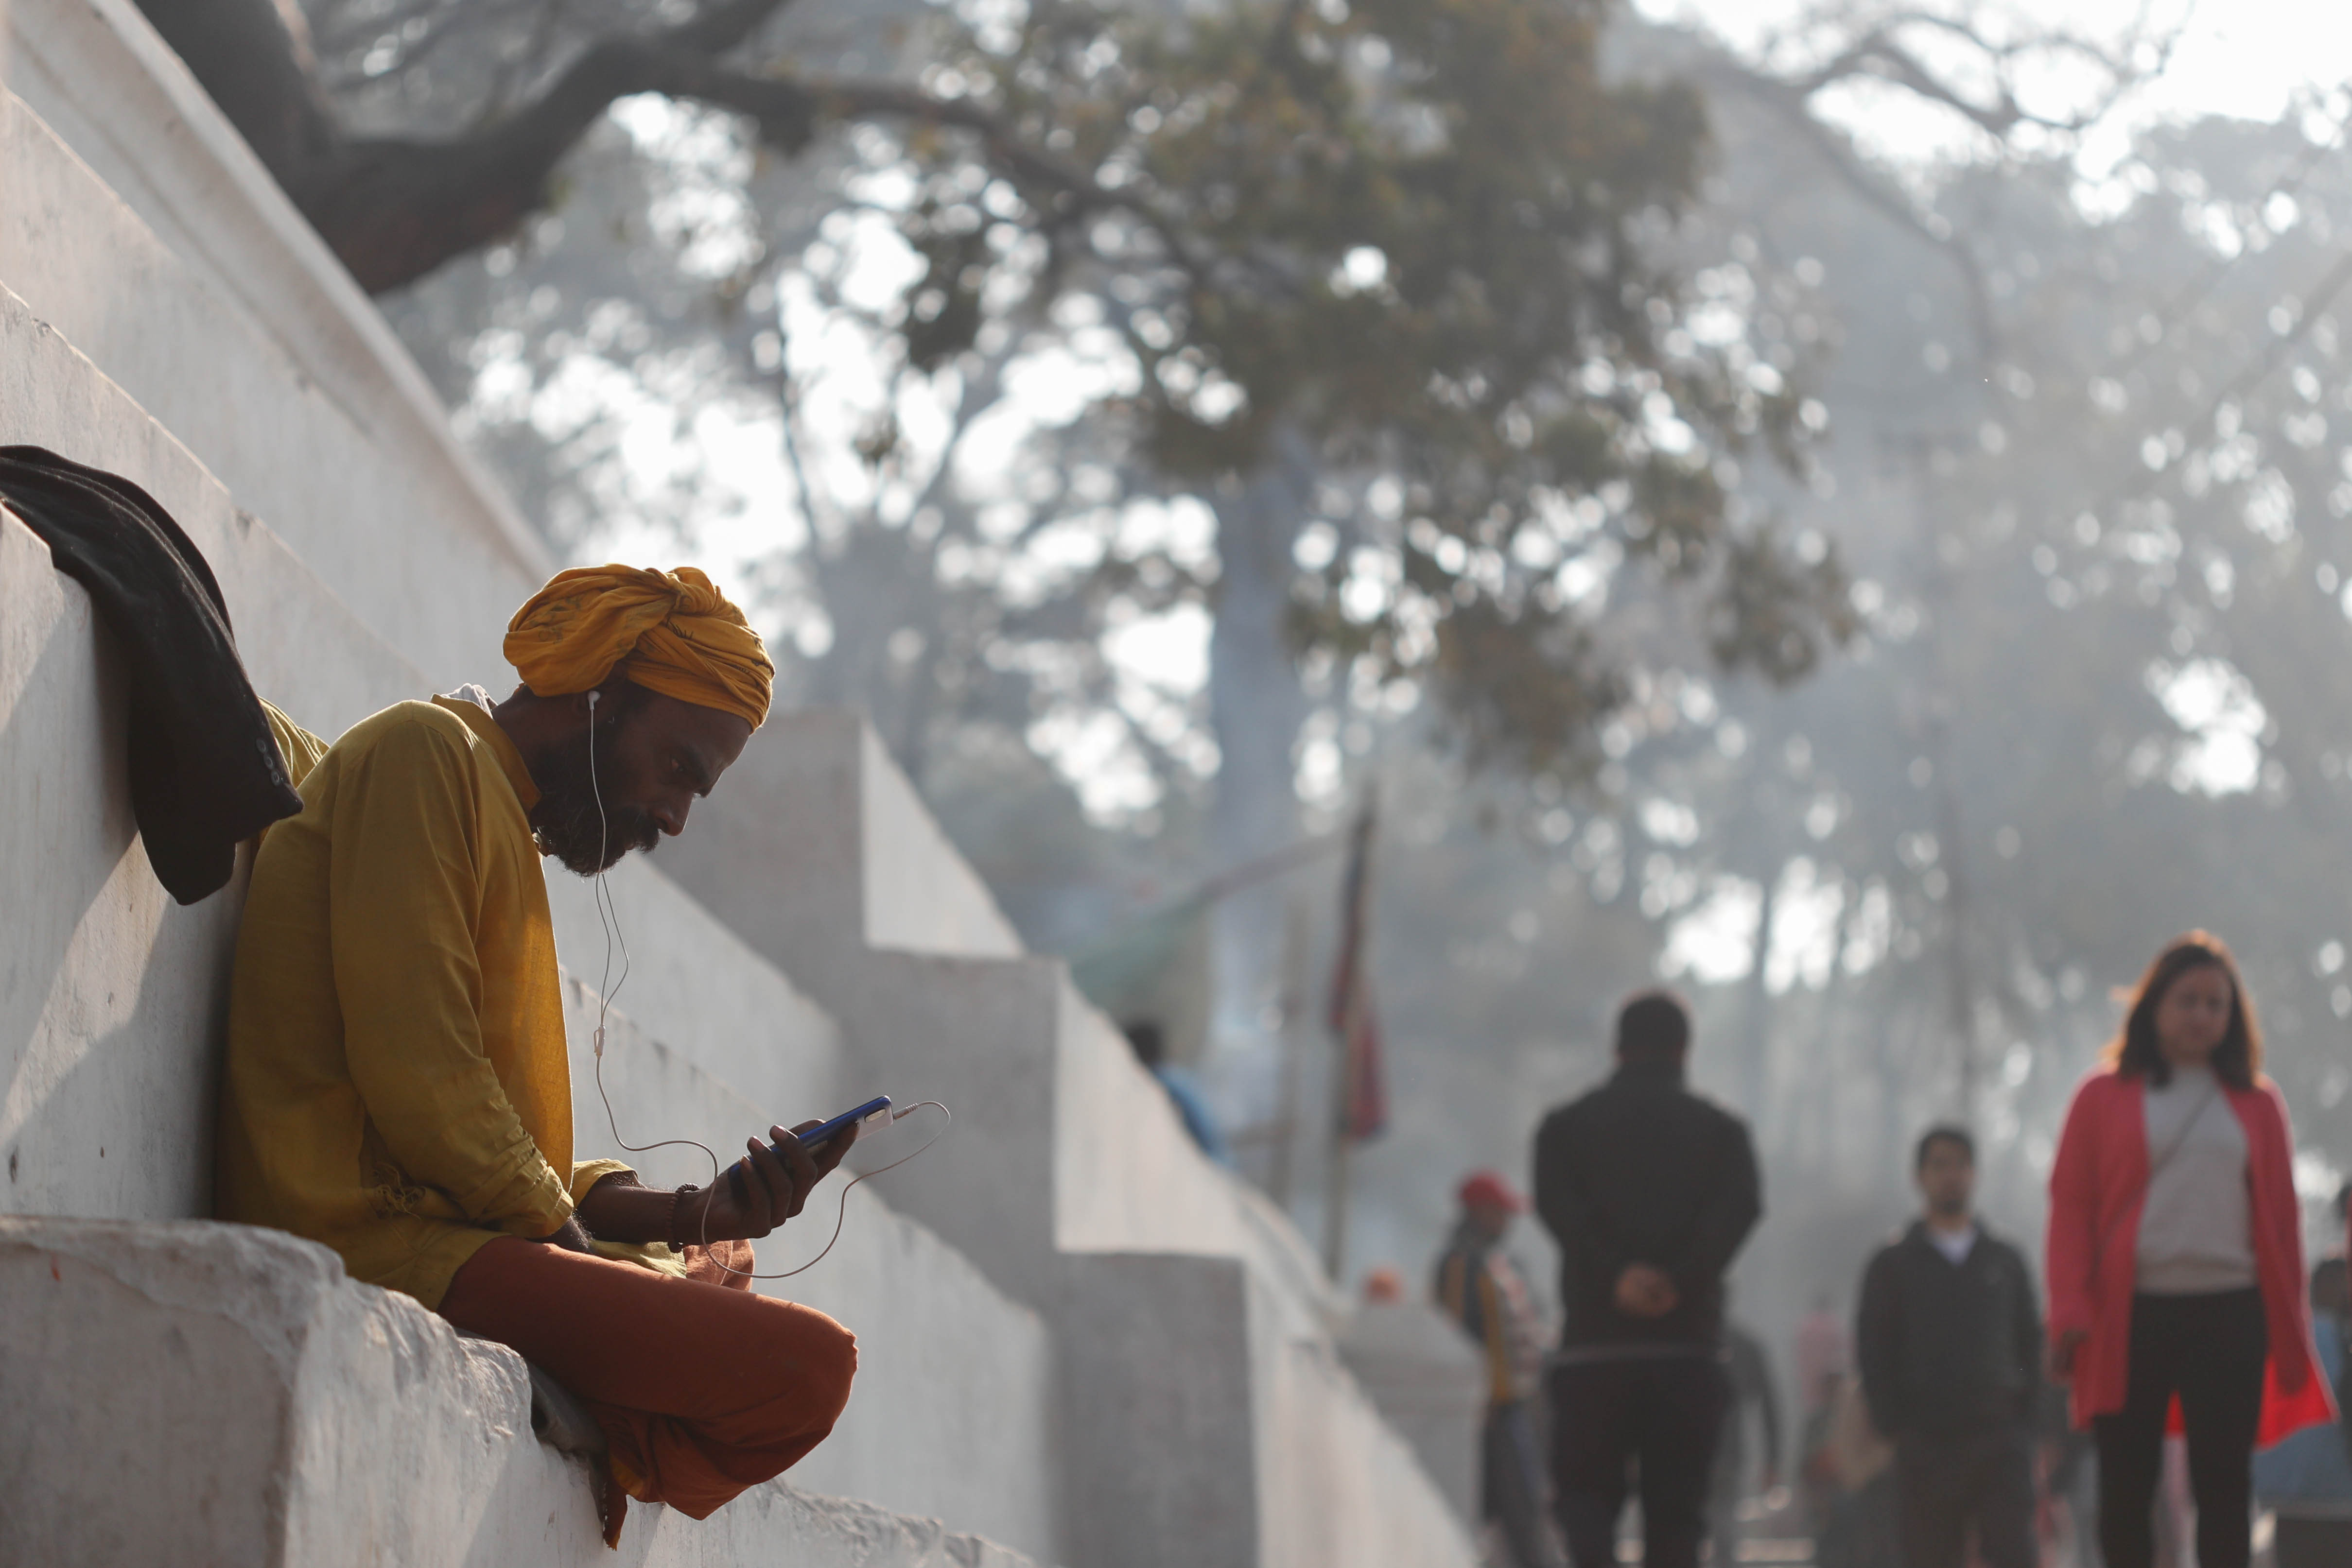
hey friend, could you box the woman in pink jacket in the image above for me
[2046,931,2334,1568]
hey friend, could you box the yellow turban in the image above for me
[504,565,774,729]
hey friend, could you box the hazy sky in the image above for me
[1635,0,2352,169]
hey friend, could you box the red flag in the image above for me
[1326,794,1387,1141]
[1338,995,1387,1141]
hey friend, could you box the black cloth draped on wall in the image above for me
[0,446,301,903]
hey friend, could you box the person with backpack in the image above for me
[2045,931,2336,1568]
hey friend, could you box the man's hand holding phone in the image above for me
[684,1120,859,1242]
[1614,1262,1680,1319]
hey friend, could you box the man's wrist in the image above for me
[668,1184,701,1247]
[575,1176,705,1245]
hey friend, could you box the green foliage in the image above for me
[1706,523,1853,684]
[883,0,1850,779]
[898,201,993,372]
[325,0,1860,798]
[1543,56,2352,1211]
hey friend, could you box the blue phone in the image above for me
[776,1095,892,1157]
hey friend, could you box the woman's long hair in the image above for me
[2105,930,2263,1090]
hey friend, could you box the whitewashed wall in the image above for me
[0,0,1477,1561]
[0,4,1066,1555]
[661,719,1480,1568]
[3,0,545,685]
[0,294,1063,1560]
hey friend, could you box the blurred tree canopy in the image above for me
[1445,37,2352,1269]
[1337,83,2352,1339]
[132,0,2352,1312]
[142,0,1853,787]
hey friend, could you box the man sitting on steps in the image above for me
[217,564,857,1546]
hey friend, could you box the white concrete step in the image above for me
[0,0,1481,1560]
[660,713,1267,1292]
[1336,1301,1485,1523]
[563,985,1061,1560]
[660,718,1481,1568]
[0,1216,1048,1568]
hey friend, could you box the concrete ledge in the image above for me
[857,724,1026,959]
[1057,1254,1260,1568]
[0,496,247,1217]
[1335,1303,1483,1524]
[664,711,1024,979]
[1259,1322,1481,1568]
[663,722,1251,1305]
[0,1216,1053,1568]
[545,860,847,1133]
[0,1216,534,1565]
[612,1485,1048,1568]
[1056,1253,1481,1568]
[0,278,427,736]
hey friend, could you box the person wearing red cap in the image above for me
[1434,1170,1562,1567]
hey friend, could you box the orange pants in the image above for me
[439,1236,856,1541]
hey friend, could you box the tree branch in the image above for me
[666,0,802,54]
[145,0,1195,293]
[1774,5,2179,139]
[351,60,1185,290]
[1697,57,1997,361]
[138,0,343,171]
[144,0,831,289]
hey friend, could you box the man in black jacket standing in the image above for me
[1856,1125,2041,1568]
[1533,991,1762,1568]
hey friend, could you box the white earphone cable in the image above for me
[699,1102,951,1281]
[578,689,941,1280]
[587,688,714,1175]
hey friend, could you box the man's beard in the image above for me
[533,724,660,877]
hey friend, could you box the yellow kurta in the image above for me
[219,695,604,1309]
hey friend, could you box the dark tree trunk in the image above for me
[131,0,825,291]
[1206,432,1313,1061]
[135,0,339,173]
[126,0,1096,293]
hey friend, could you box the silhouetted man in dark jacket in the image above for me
[1856,1125,2041,1568]
[1533,991,1762,1568]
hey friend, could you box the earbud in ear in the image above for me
[588,689,601,712]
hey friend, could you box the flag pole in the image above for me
[1270,896,1310,1210]
[1322,983,1361,1281]
[1321,787,1380,1284]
